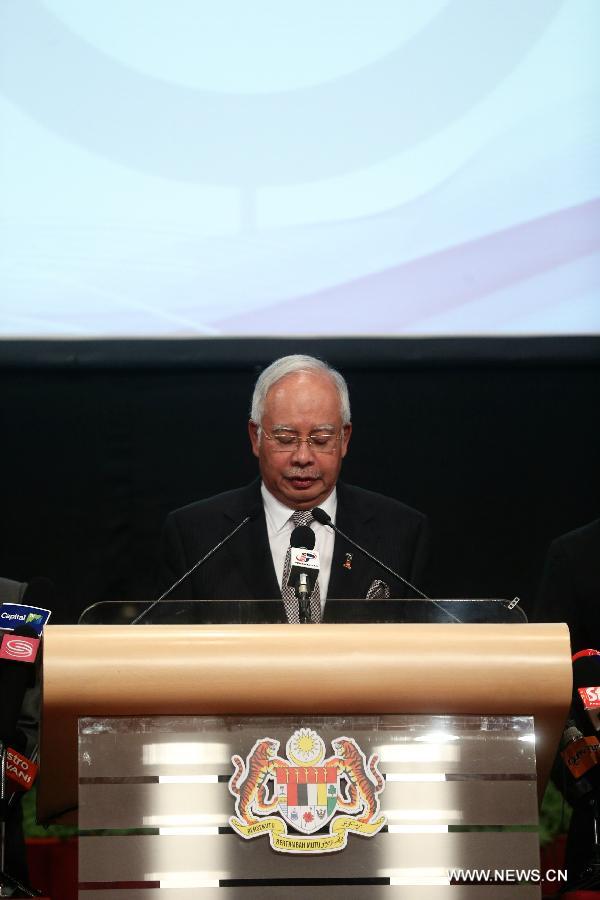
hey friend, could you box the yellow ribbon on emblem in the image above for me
[230,814,386,853]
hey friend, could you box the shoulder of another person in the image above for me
[0,576,27,603]
[549,517,600,565]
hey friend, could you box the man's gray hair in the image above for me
[250,355,351,425]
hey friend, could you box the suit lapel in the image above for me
[223,480,281,599]
[328,482,375,600]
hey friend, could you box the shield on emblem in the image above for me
[275,764,339,834]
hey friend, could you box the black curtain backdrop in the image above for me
[1,337,598,623]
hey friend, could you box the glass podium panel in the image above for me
[78,713,541,899]
[78,598,527,625]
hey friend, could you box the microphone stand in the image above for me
[311,507,462,624]
[131,513,253,624]
[297,574,311,625]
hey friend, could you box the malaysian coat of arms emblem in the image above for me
[228,728,386,853]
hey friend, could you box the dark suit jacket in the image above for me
[0,576,27,604]
[532,518,600,654]
[157,480,429,603]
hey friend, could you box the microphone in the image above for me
[572,650,600,734]
[0,626,39,751]
[131,508,260,624]
[311,506,461,623]
[287,525,320,624]
[558,719,600,806]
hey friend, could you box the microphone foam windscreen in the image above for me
[573,652,600,689]
[290,526,315,550]
[311,507,330,525]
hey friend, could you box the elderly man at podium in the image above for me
[157,354,429,621]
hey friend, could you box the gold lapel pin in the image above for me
[343,553,353,570]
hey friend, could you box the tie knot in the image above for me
[292,510,313,528]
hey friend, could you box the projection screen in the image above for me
[0,0,598,338]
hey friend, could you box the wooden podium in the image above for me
[39,621,572,896]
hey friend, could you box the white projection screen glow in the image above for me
[0,0,599,338]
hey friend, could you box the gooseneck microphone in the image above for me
[311,506,428,598]
[311,506,461,624]
[131,509,259,624]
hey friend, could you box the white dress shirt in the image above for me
[261,483,337,612]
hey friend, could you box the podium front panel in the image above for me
[78,714,542,898]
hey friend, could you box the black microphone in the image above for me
[291,525,315,552]
[131,508,260,624]
[558,719,600,806]
[572,651,600,735]
[311,506,461,623]
[287,525,319,624]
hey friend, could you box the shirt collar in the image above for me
[261,483,337,535]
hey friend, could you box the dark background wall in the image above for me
[1,337,598,623]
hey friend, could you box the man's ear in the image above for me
[248,420,260,458]
[340,422,352,458]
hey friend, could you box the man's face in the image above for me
[248,371,351,510]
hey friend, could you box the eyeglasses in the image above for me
[262,430,342,454]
